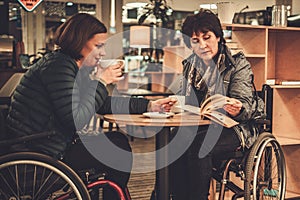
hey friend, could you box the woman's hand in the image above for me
[223,98,243,117]
[95,63,124,84]
[150,97,177,112]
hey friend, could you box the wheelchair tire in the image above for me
[244,132,286,200]
[0,152,90,200]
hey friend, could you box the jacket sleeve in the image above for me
[40,59,109,131]
[228,54,254,122]
[97,96,149,115]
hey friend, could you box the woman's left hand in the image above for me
[223,98,243,117]
[150,97,177,112]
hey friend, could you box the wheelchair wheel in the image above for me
[0,152,90,200]
[245,132,286,200]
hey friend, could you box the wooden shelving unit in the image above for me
[223,23,300,198]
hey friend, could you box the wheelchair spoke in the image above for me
[0,151,132,200]
[0,153,91,200]
[34,170,54,198]
[36,174,64,199]
[0,172,20,198]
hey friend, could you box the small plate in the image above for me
[142,112,175,119]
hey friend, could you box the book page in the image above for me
[200,94,234,114]
[179,104,201,116]
[176,95,239,128]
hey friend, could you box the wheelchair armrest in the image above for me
[0,131,56,147]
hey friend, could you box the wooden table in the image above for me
[104,113,210,200]
[119,88,173,97]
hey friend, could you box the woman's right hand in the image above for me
[96,63,124,84]
[150,97,177,112]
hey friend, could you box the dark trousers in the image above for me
[63,131,132,200]
[169,126,241,200]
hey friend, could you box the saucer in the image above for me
[142,112,175,119]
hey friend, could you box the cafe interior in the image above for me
[1,0,300,199]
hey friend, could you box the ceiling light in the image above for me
[66,2,73,6]
[200,4,217,10]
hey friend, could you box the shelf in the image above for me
[223,23,300,31]
[272,88,300,141]
[276,136,300,146]
[271,85,300,89]
[268,26,300,31]
[285,191,300,199]
[281,145,300,197]
[244,54,265,58]
[222,23,268,30]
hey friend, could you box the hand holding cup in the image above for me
[98,59,125,69]
[95,59,125,84]
[169,95,185,113]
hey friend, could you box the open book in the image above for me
[176,94,239,128]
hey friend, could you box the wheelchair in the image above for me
[211,85,286,200]
[0,112,131,200]
[212,132,286,200]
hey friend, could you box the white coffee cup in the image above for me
[169,95,185,113]
[99,59,125,69]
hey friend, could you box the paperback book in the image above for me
[176,94,239,128]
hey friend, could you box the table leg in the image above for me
[155,127,171,200]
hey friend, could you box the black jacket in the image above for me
[6,51,149,158]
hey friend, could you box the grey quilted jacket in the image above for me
[180,45,264,148]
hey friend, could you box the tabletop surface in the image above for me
[103,113,210,127]
[119,88,173,97]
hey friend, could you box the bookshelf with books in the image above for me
[222,23,300,198]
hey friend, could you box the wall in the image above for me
[0,0,9,35]
[100,0,124,59]
[293,0,300,14]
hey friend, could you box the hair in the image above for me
[54,13,107,60]
[181,9,225,48]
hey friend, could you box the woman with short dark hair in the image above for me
[169,9,264,199]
